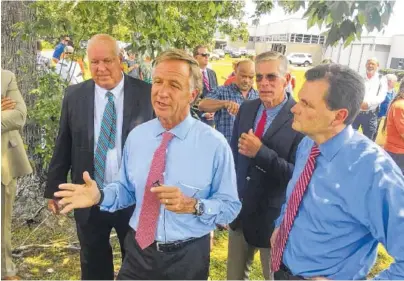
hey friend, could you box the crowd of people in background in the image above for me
[2,32,404,280]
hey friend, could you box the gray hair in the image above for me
[153,49,202,96]
[87,34,120,57]
[367,57,379,65]
[255,51,288,75]
[386,73,398,82]
[305,64,365,125]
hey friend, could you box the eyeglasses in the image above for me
[256,73,282,82]
[65,52,72,55]
[198,53,210,58]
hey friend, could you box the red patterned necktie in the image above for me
[255,109,267,139]
[135,132,174,250]
[203,70,211,92]
[271,144,320,272]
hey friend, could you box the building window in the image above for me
[295,34,303,43]
[319,36,325,44]
[311,35,319,44]
[249,36,255,42]
[290,34,296,42]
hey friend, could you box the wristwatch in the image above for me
[194,199,205,216]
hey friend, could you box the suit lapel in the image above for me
[244,99,261,132]
[261,93,295,140]
[84,80,96,156]
[208,69,214,88]
[122,75,138,151]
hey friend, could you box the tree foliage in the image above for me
[30,0,249,57]
[275,0,395,47]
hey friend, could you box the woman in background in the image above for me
[384,78,404,173]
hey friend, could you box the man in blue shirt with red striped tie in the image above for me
[271,64,404,280]
[53,49,241,280]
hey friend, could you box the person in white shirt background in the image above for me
[54,45,84,85]
[352,57,387,140]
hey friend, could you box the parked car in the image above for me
[230,50,242,58]
[287,53,313,67]
[210,52,220,61]
[213,49,225,58]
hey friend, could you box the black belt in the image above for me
[151,236,200,252]
[278,263,305,280]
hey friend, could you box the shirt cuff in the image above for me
[99,187,117,211]
[200,198,220,218]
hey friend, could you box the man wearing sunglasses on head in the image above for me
[227,51,304,280]
[193,45,218,126]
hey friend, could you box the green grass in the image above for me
[12,218,392,280]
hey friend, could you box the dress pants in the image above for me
[117,230,211,280]
[75,205,135,280]
[1,179,17,278]
[353,110,378,141]
[227,227,273,280]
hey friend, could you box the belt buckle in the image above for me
[155,242,163,252]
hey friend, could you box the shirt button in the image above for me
[208,208,211,213]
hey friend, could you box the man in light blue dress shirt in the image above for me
[54,49,241,280]
[271,63,404,280]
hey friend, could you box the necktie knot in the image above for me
[162,131,174,143]
[106,91,114,102]
[310,144,320,158]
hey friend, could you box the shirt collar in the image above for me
[95,73,125,99]
[318,125,354,162]
[154,113,196,141]
[261,93,288,111]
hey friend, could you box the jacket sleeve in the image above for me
[1,72,27,133]
[44,89,72,199]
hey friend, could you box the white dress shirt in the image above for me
[94,74,124,185]
[363,72,388,111]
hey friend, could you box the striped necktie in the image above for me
[94,91,116,189]
[202,70,211,92]
[271,144,320,272]
[136,132,175,249]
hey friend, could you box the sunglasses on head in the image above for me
[198,53,210,57]
[256,73,282,82]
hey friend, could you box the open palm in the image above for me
[54,171,101,214]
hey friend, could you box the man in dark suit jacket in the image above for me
[44,34,154,280]
[193,45,218,126]
[227,51,304,280]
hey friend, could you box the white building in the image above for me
[324,34,404,71]
[227,18,404,70]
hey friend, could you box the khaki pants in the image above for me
[227,227,273,280]
[1,179,17,278]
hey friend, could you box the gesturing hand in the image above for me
[151,185,196,214]
[238,129,262,158]
[54,171,101,214]
[225,101,240,116]
[270,227,279,249]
